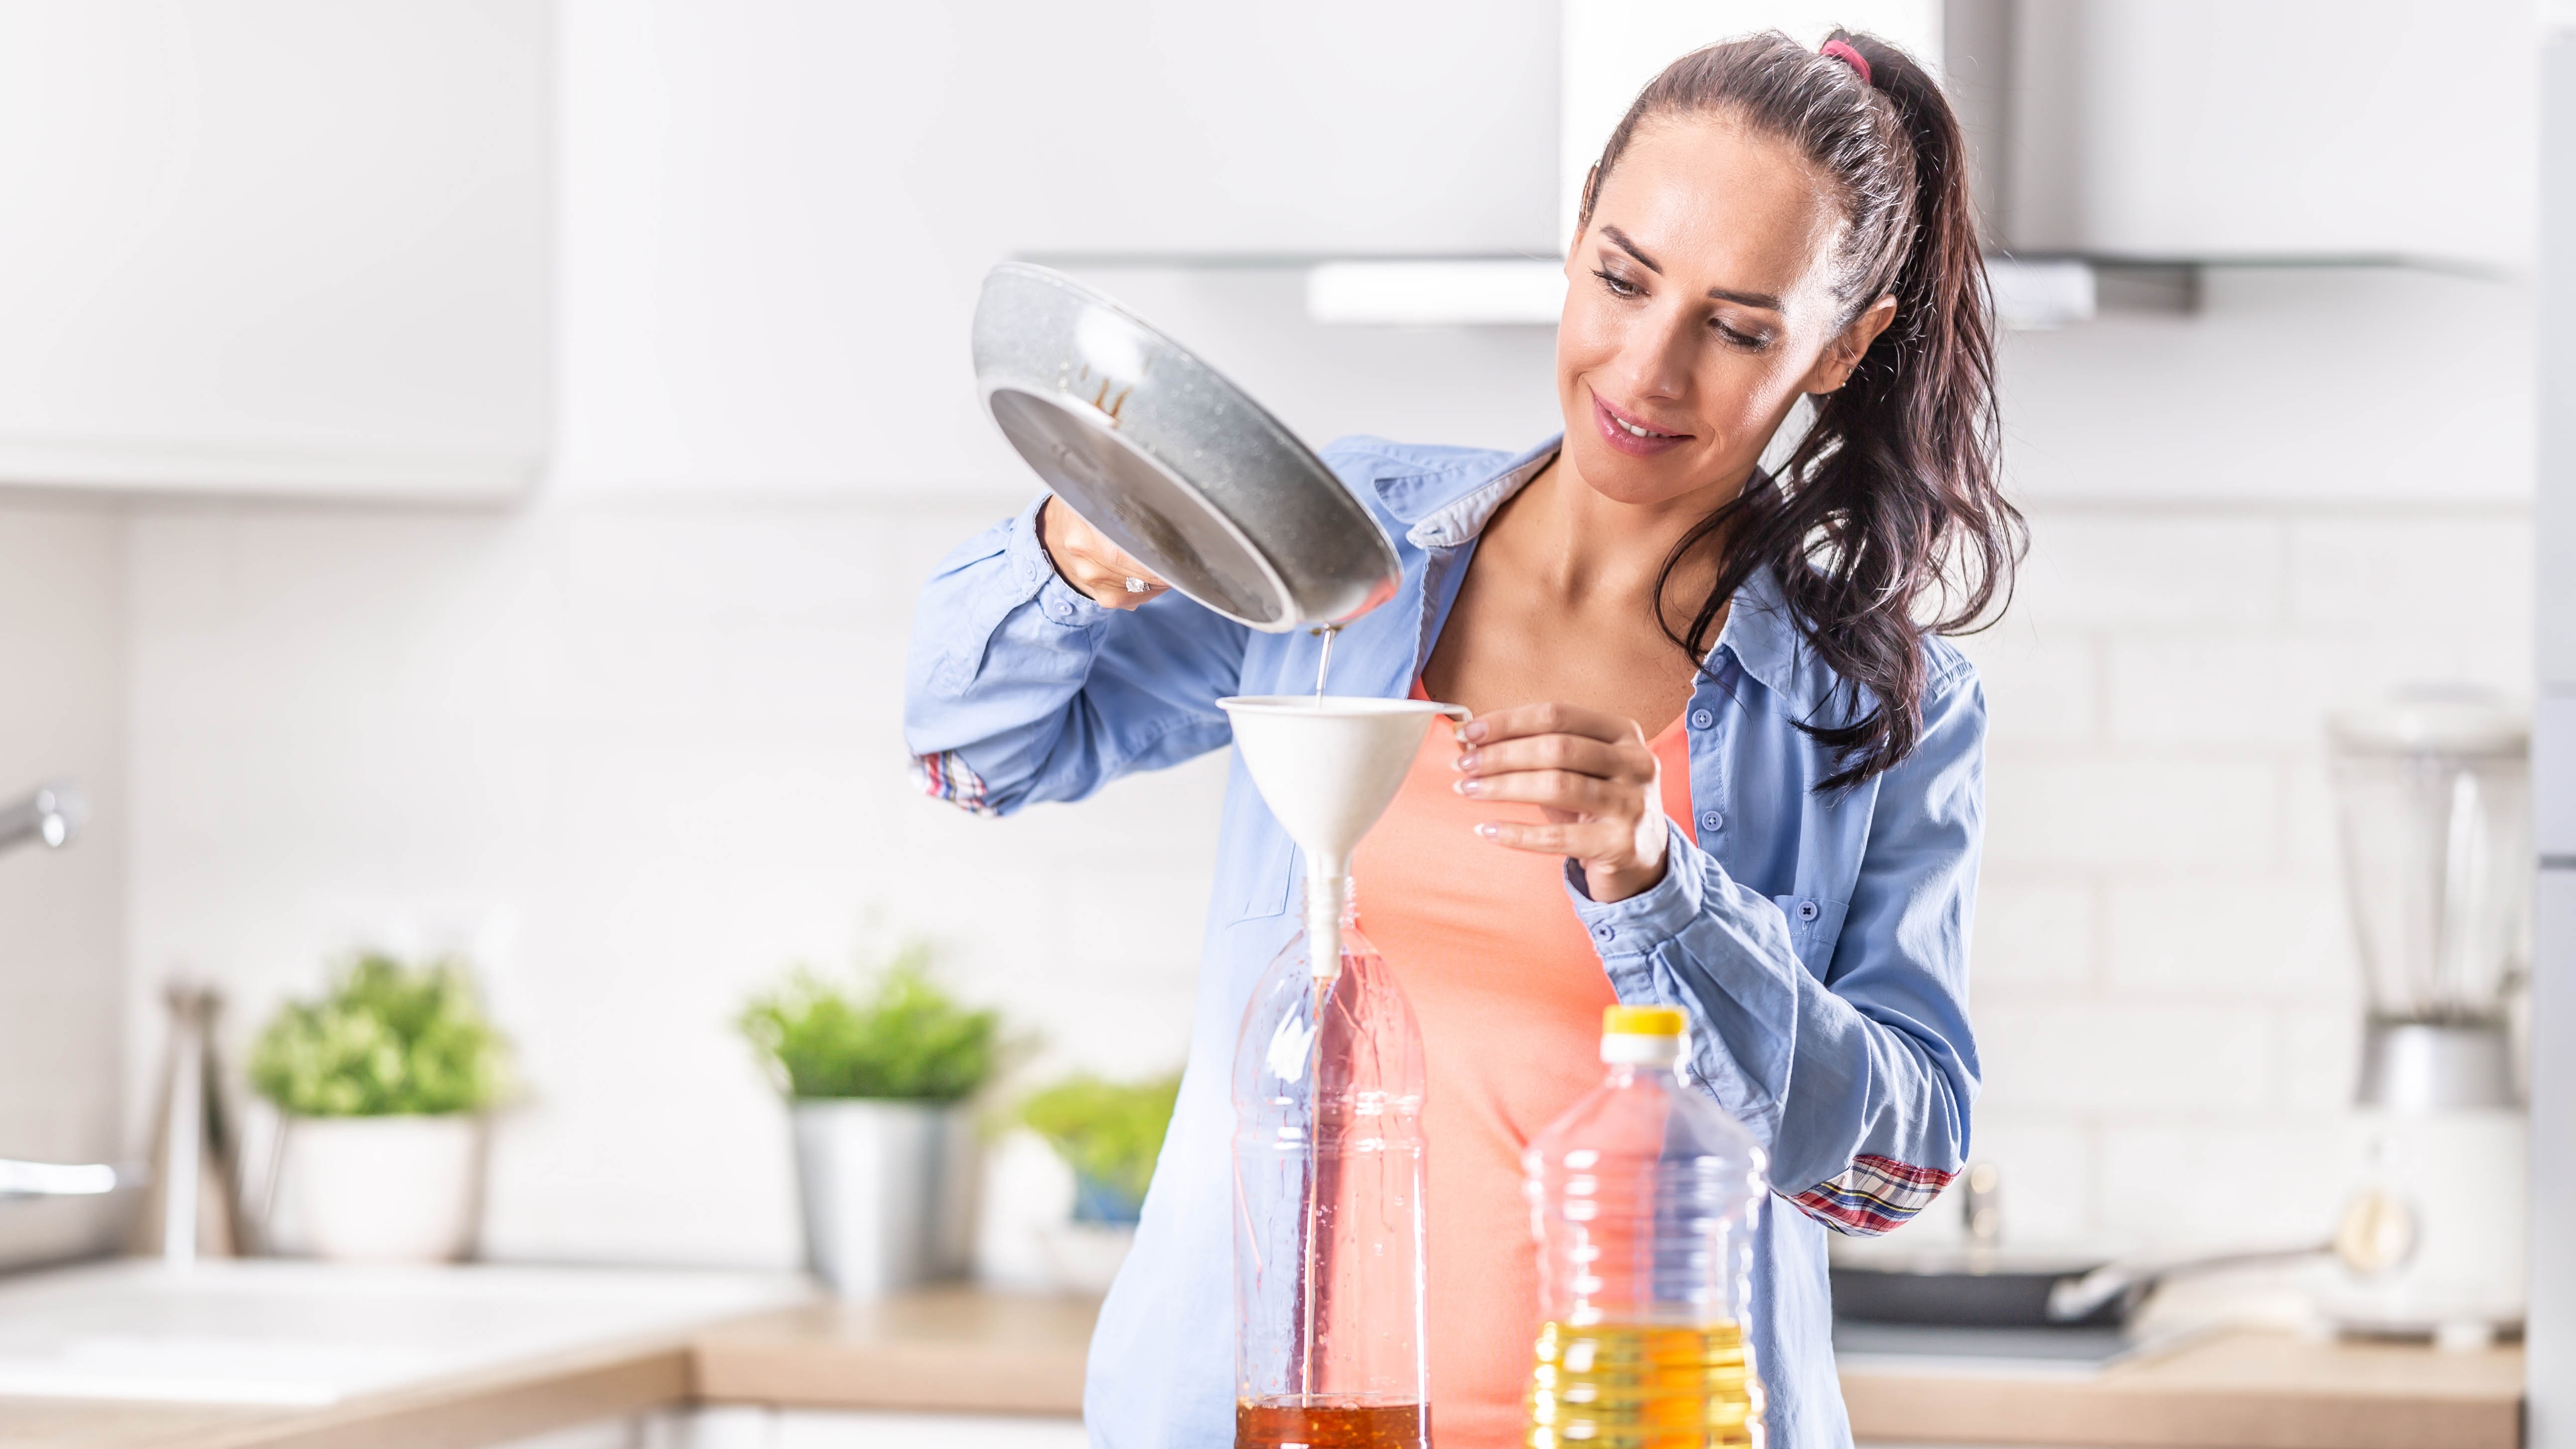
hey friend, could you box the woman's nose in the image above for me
[1616,306,1697,402]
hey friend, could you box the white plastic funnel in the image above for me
[1220,695,1468,977]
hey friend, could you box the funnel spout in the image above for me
[1219,694,1469,979]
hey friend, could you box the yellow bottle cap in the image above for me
[1603,1005,1686,1038]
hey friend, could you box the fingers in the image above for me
[1454,733,1639,784]
[1475,817,1628,858]
[1457,701,1645,748]
[1450,702,1668,898]
[1478,814,1673,904]
[1456,767,1627,813]
[1039,497,1174,610]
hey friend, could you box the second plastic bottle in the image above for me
[1524,1005,1770,1449]
[1233,884,1430,1449]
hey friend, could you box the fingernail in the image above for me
[1474,823,1500,839]
[1453,750,1476,771]
[1459,720,1488,743]
[1455,779,1480,796]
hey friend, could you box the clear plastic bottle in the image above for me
[1232,882,1430,1449]
[1523,1005,1770,1449]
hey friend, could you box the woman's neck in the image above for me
[1493,447,1747,614]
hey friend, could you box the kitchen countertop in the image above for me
[4,1282,2525,1449]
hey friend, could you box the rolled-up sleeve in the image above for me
[1566,669,1985,1236]
[903,496,1247,815]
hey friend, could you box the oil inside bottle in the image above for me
[1237,1397,1429,1449]
[1525,1320,1760,1449]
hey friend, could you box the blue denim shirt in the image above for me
[905,436,1985,1449]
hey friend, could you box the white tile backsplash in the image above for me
[125,494,1219,1270]
[2093,1117,2356,1246]
[0,503,126,1268]
[2006,516,2287,626]
[1964,878,2099,993]
[1973,1002,2275,1115]
[1981,751,2283,871]
[2102,879,2351,998]
[24,204,2507,1278]
[2287,515,2534,631]
[105,488,2538,1268]
[1956,495,2533,1255]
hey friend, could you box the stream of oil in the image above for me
[1311,624,1339,699]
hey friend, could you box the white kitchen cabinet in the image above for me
[0,0,550,498]
[643,1407,1086,1449]
[959,1,1558,259]
[1560,0,1943,241]
[2006,0,2536,271]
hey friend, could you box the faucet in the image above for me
[0,779,129,1207]
[0,1159,131,1202]
[0,779,85,855]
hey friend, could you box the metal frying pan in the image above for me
[971,263,1401,633]
[1831,1244,2330,1331]
[1832,1188,2416,1331]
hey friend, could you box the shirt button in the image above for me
[1699,809,1725,833]
[1795,899,1821,922]
[1688,708,1715,730]
[1590,923,1616,943]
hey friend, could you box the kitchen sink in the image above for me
[0,1258,810,1404]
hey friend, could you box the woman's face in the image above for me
[1556,112,1891,507]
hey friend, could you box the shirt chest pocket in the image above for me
[1771,893,1851,975]
[1234,833,1294,922]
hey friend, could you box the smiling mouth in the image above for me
[1593,393,1689,444]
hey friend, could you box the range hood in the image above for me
[1304,0,2535,329]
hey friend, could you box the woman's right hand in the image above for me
[1039,497,1171,611]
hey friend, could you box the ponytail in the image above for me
[1589,31,2021,790]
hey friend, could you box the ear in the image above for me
[1802,294,1898,394]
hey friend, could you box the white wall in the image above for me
[125,492,1226,1267]
[112,0,2539,1272]
[1950,265,2535,1250]
[0,503,127,1267]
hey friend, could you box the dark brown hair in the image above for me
[1583,30,2022,790]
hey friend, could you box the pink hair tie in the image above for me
[1820,38,1872,85]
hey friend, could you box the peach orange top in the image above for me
[1349,686,1695,1447]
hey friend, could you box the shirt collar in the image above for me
[1373,434,1824,716]
[1397,437,1561,549]
[1713,559,1822,714]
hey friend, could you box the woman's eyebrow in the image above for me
[1600,225,1663,275]
[1598,225,1783,312]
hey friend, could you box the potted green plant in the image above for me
[1014,1070,1180,1293]
[738,946,999,1297]
[247,954,510,1262]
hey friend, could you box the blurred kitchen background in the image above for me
[0,0,2569,1447]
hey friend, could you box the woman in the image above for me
[906,30,2016,1449]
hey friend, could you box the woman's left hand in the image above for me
[1453,703,1669,904]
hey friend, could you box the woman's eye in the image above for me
[1591,268,1641,299]
[1713,319,1769,350]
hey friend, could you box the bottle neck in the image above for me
[1601,1033,1683,1071]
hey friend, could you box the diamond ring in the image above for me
[1124,576,1147,594]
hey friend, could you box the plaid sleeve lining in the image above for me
[912,749,997,817]
[1790,1153,1955,1237]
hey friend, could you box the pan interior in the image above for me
[988,388,1291,629]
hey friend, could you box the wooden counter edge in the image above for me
[60,1336,702,1449]
[1841,1363,2523,1449]
[690,1327,1086,1416]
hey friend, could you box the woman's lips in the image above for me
[1591,392,1690,457]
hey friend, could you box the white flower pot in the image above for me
[790,1100,976,1297]
[277,1114,484,1263]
